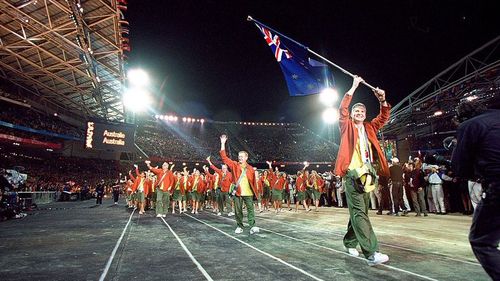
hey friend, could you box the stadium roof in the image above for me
[382,36,500,139]
[0,0,126,121]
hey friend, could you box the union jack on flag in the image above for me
[256,24,292,62]
[252,20,334,96]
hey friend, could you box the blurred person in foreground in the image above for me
[451,101,500,280]
[334,75,391,266]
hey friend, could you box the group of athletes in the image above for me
[124,157,327,217]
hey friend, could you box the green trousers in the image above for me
[234,196,255,228]
[156,190,170,215]
[343,172,379,258]
[219,192,232,213]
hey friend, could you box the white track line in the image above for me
[99,209,136,281]
[267,211,468,246]
[257,215,480,266]
[184,213,325,281]
[160,217,214,281]
[205,212,442,281]
[260,226,440,281]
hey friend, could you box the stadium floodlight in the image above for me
[200,119,205,123]
[182,117,187,122]
[433,110,443,116]
[123,88,151,112]
[319,88,338,106]
[322,107,339,124]
[465,95,478,102]
[127,69,150,87]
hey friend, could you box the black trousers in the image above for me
[96,193,103,204]
[113,191,120,203]
[391,182,405,213]
[469,181,500,280]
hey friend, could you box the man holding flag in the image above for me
[249,16,391,265]
[334,76,391,266]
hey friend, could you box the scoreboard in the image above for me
[85,121,136,152]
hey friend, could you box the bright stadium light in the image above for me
[123,88,151,112]
[127,69,150,87]
[319,88,338,106]
[322,108,339,124]
[433,110,443,116]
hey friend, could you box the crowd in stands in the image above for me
[0,100,83,139]
[0,126,63,144]
[135,120,337,163]
[1,153,122,192]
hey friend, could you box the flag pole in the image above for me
[306,49,377,91]
[247,16,377,91]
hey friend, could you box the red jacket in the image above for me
[210,164,233,193]
[309,175,325,192]
[271,173,287,191]
[129,168,147,195]
[220,150,257,196]
[204,172,215,191]
[188,175,205,194]
[296,175,306,192]
[334,94,391,177]
[149,167,175,192]
[173,177,185,194]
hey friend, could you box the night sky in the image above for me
[126,0,499,133]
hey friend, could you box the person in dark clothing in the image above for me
[376,176,390,215]
[95,180,105,205]
[389,158,407,216]
[452,102,500,280]
[112,180,121,205]
[408,163,428,216]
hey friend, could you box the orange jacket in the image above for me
[149,167,175,192]
[129,168,147,195]
[334,94,391,177]
[204,173,214,191]
[220,150,257,196]
[296,175,306,192]
[188,175,205,194]
[210,164,233,193]
[178,175,189,194]
[309,175,325,192]
[143,178,152,196]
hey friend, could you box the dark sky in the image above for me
[126,0,499,134]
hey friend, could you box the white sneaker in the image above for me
[345,247,360,257]
[234,227,243,234]
[156,214,162,218]
[217,212,222,216]
[162,214,166,217]
[367,252,389,266]
[250,226,260,235]
[172,210,175,214]
[228,212,234,217]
